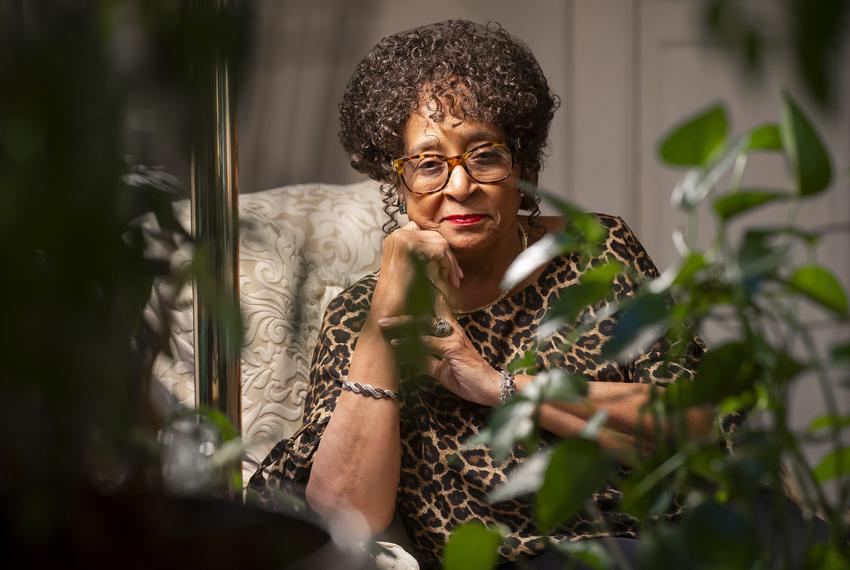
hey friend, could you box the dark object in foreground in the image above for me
[1,490,335,570]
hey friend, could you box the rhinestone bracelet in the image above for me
[498,370,517,404]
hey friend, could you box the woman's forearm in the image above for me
[535,403,642,464]
[305,319,402,534]
[514,375,714,457]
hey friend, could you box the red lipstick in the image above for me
[444,214,485,225]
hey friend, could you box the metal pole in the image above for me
[190,2,242,448]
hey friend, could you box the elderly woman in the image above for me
[253,20,706,568]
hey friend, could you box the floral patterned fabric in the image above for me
[145,180,388,479]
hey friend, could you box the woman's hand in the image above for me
[377,296,500,407]
[371,221,463,316]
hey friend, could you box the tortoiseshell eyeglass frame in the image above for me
[392,142,513,195]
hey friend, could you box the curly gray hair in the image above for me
[338,19,560,233]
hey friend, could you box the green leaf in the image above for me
[659,104,729,167]
[621,452,687,515]
[683,501,758,568]
[488,450,551,503]
[520,369,588,404]
[671,347,802,413]
[712,189,789,221]
[647,252,709,299]
[488,400,537,462]
[737,229,790,281]
[788,264,849,315]
[584,260,626,284]
[503,201,606,291]
[672,252,708,287]
[666,342,759,408]
[538,369,589,402]
[747,123,783,151]
[581,410,609,438]
[770,352,806,384]
[672,135,749,210]
[831,341,850,361]
[808,414,850,434]
[502,233,577,290]
[443,522,504,570]
[570,213,607,246]
[535,438,612,533]
[743,225,821,248]
[211,438,243,468]
[539,189,607,245]
[507,348,538,374]
[814,447,850,482]
[601,293,670,362]
[198,407,238,441]
[635,524,690,569]
[806,541,850,570]
[781,92,832,196]
[543,261,623,327]
[269,487,308,514]
[551,540,612,570]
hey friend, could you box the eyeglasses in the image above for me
[392,142,513,195]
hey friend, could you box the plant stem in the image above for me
[729,153,749,192]
[584,501,633,570]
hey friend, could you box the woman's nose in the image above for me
[442,164,478,201]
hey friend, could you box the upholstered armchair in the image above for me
[146,180,419,568]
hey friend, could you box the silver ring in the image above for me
[431,318,452,338]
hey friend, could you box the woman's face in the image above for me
[398,105,522,256]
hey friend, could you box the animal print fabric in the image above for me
[252,214,705,568]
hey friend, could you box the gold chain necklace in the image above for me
[452,224,528,316]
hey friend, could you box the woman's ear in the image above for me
[517,179,537,211]
[396,189,407,216]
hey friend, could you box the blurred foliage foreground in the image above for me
[0,2,332,568]
[441,96,850,570]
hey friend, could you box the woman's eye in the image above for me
[470,151,499,164]
[416,159,443,171]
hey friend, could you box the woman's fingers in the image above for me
[444,248,463,289]
[419,239,461,290]
[442,243,463,288]
[418,334,450,355]
[376,315,417,328]
[377,314,430,338]
[397,227,462,289]
[386,327,452,358]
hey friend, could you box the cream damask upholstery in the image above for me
[147,180,389,477]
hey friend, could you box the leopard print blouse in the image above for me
[252,214,704,568]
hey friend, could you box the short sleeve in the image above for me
[610,218,745,448]
[609,217,706,386]
[252,279,372,490]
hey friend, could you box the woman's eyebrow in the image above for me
[464,129,501,144]
[407,140,439,155]
[407,130,500,156]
